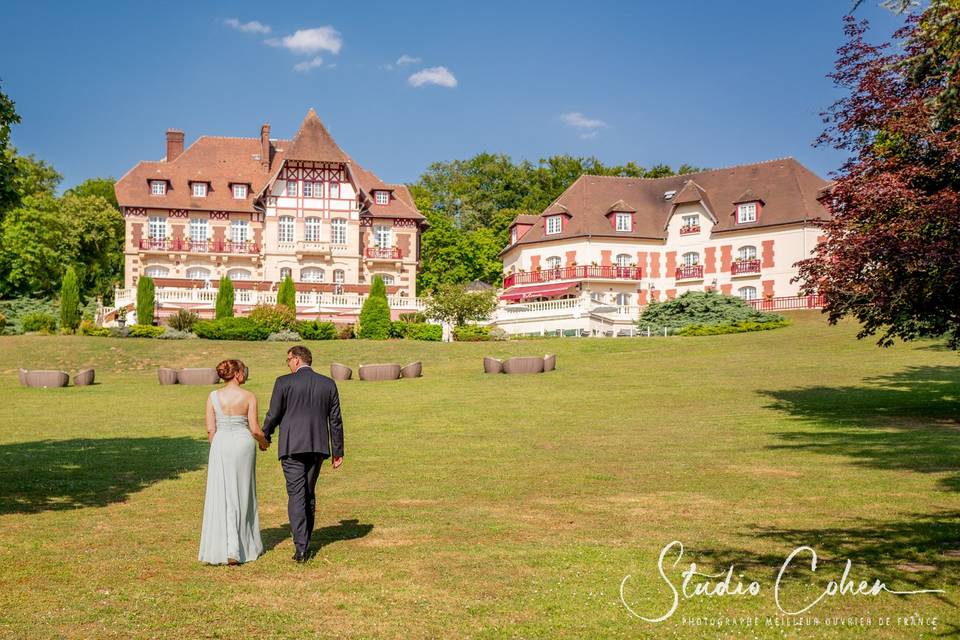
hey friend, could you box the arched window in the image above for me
[279,267,292,281]
[738,286,758,301]
[682,251,700,267]
[301,267,324,283]
[738,245,757,261]
[615,253,632,267]
[186,267,210,280]
[376,273,395,285]
[333,269,345,284]
[304,217,322,242]
[615,293,631,306]
[278,216,294,243]
[545,256,562,270]
[331,218,347,245]
[227,268,251,281]
[143,265,169,278]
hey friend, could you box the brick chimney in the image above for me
[260,123,270,169]
[165,129,184,162]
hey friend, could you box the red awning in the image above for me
[500,282,577,301]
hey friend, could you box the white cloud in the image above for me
[408,66,458,88]
[293,57,325,72]
[224,18,271,34]
[559,112,608,138]
[396,54,422,66]
[267,26,342,55]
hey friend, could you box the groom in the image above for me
[263,345,344,562]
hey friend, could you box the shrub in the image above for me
[404,323,442,341]
[167,309,199,332]
[277,275,297,314]
[358,276,391,339]
[60,266,81,332]
[637,291,783,333]
[0,312,6,333]
[267,330,302,342]
[158,327,195,340]
[389,321,408,339]
[337,324,355,340]
[109,326,131,338]
[398,311,426,324]
[297,320,337,340]
[21,312,58,333]
[676,319,790,336]
[0,298,59,333]
[128,324,166,338]
[453,325,491,342]
[78,319,110,337]
[193,317,271,341]
[249,304,297,333]
[489,327,510,341]
[136,276,155,326]
[215,277,234,319]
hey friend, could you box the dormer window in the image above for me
[615,213,632,232]
[192,182,207,198]
[150,181,166,196]
[511,227,518,244]
[233,184,248,199]
[680,214,701,235]
[375,191,389,205]
[545,216,562,235]
[737,202,757,223]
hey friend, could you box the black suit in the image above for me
[263,366,344,555]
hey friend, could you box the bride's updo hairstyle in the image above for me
[216,359,246,382]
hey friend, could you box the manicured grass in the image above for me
[0,312,957,638]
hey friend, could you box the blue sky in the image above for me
[1,1,905,191]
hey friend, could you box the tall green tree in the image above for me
[0,194,74,296]
[59,266,80,332]
[10,152,61,198]
[424,282,498,327]
[215,276,234,319]
[136,276,155,326]
[61,193,124,299]
[64,177,119,209]
[277,274,296,313]
[0,80,20,216]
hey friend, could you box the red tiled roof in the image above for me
[509,214,540,227]
[350,163,425,221]
[284,108,350,164]
[504,158,830,252]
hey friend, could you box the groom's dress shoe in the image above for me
[293,551,307,563]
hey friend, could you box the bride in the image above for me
[198,359,269,565]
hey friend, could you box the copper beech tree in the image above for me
[798,6,960,349]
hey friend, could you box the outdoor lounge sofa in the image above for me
[502,357,546,374]
[157,367,179,385]
[358,363,402,381]
[483,357,503,374]
[330,363,353,381]
[400,361,422,378]
[73,368,96,386]
[21,370,70,388]
[176,368,220,385]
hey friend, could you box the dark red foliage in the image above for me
[797,9,960,348]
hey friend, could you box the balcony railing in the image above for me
[503,265,642,288]
[138,238,260,254]
[679,225,701,236]
[747,295,825,311]
[675,264,704,280]
[731,258,761,275]
[365,247,402,259]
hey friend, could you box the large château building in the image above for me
[113,109,426,321]
[492,158,830,335]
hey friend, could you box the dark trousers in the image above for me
[280,452,325,554]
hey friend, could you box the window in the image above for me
[300,267,324,283]
[546,216,562,235]
[186,267,211,280]
[230,220,249,244]
[545,256,562,270]
[615,253,632,267]
[331,218,347,245]
[285,180,297,197]
[376,273,394,285]
[373,224,392,248]
[148,216,167,239]
[615,293,630,306]
[279,267,292,281]
[302,181,313,198]
[233,184,248,199]
[304,217,322,242]
[278,216,294,243]
[682,252,700,267]
[511,227,518,244]
[738,245,757,261]
[150,181,166,196]
[333,269,345,284]
[143,265,168,277]
[737,202,757,223]
[738,286,758,301]
[375,190,389,205]
[615,213,632,232]
[682,214,699,228]
[227,268,251,281]
[329,181,340,198]
[192,182,207,198]
[189,218,208,244]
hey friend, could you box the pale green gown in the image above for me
[198,390,264,564]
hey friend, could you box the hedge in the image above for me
[453,325,491,341]
[128,324,166,338]
[404,323,442,341]
[676,319,790,336]
[193,317,271,341]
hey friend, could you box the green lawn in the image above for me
[0,312,957,638]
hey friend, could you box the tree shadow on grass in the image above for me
[261,519,374,557]
[759,365,960,491]
[0,437,207,515]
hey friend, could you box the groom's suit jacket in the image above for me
[263,366,344,459]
